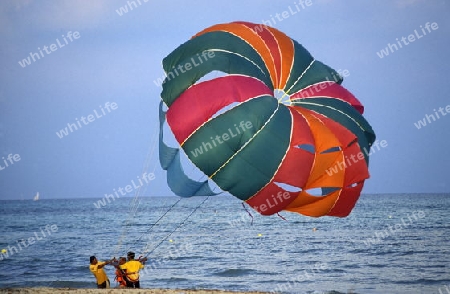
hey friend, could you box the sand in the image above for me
[0,288,271,294]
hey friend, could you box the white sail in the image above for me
[33,192,39,201]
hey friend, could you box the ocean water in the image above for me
[0,194,449,294]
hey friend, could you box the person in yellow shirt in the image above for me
[89,256,112,288]
[120,251,147,288]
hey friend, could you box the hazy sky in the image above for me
[0,0,449,200]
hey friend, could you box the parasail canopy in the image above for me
[159,21,376,217]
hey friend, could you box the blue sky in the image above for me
[0,0,449,200]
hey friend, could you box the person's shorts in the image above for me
[97,279,110,288]
[126,280,140,288]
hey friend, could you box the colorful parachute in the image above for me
[159,21,375,217]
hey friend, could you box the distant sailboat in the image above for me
[33,192,39,201]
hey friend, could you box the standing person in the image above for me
[120,251,148,288]
[114,257,128,288]
[89,256,112,288]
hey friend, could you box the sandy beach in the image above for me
[0,288,270,294]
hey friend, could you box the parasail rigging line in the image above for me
[241,202,254,225]
[277,213,288,221]
[142,196,210,258]
[126,197,182,253]
[113,129,159,257]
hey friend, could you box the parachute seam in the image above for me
[290,109,335,193]
[210,49,268,80]
[278,38,295,91]
[180,94,270,146]
[262,28,279,88]
[299,114,319,190]
[245,106,295,202]
[209,102,281,179]
[327,189,344,216]
[263,25,295,90]
[291,96,354,106]
[289,81,336,96]
[260,27,280,88]
[225,26,278,88]
[285,59,316,95]
[295,101,366,131]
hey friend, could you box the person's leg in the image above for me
[97,281,106,289]
[106,279,110,288]
[135,281,140,288]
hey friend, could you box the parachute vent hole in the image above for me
[321,146,341,154]
[196,70,227,84]
[274,89,291,106]
[346,182,360,188]
[295,144,315,154]
[305,188,325,197]
[210,102,240,119]
[323,187,340,194]
[305,187,339,197]
[274,182,302,193]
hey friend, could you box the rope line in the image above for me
[113,130,159,256]
[127,197,182,253]
[143,196,210,257]
[241,202,254,225]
